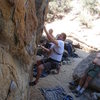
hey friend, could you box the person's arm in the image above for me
[44,26,58,46]
[40,45,51,54]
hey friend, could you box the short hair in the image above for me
[61,33,67,41]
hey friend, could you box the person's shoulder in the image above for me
[50,42,54,45]
[57,40,64,46]
[57,40,64,43]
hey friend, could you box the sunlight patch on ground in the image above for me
[43,0,100,50]
[43,14,100,50]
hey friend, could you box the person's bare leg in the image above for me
[56,67,60,74]
[75,76,92,97]
[34,64,44,84]
[79,75,87,87]
[79,76,92,94]
[75,75,87,92]
[29,64,44,86]
[82,76,92,89]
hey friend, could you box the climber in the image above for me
[29,26,66,86]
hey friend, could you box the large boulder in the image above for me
[73,52,100,91]
[0,0,49,100]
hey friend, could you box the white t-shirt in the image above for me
[49,40,64,62]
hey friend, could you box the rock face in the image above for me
[0,0,49,100]
[73,52,100,91]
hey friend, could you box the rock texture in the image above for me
[73,52,100,91]
[0,0,49,100]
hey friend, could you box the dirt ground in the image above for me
[29,49,90,100]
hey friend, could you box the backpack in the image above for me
[64,41,75,57]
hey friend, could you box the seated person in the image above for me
[72,52,100,97]
[29,26,66,86]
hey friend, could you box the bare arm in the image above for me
[93,53,100,66]
[44,26,58,46]
[40,45,51,54]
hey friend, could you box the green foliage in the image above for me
[49,0,71,13]
[79,0,100,28]
[47,0,72,22]
[46,0,100,24]
[79,13,93,28]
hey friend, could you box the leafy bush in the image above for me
[79,0,100,28]
[81,0,100,15]
[79,12,93,28]
[46,0,100,24]
[46,0,72,22]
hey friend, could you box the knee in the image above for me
[38,64,44,70]
[81,75,87,80]
[87,76,92,82]
[37,60,41,66]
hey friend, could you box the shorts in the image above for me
[40,58,61,72]
[87,63,100,78]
